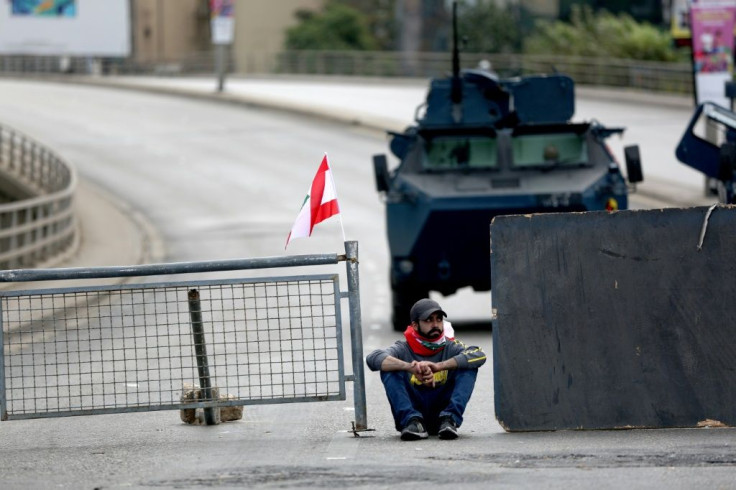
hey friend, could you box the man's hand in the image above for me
[414,361,437,387]
[380,356,457,388]
[427,359,458,373]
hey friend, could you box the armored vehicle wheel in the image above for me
[391,286,428,331]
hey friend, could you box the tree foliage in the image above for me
[456,0,522,54]
[283,1,683,62]
[341,0,397,51]
[285,1,378,51]
[524,5,680,61]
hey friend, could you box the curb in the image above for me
[54,75,409,134]
[38,73,696,131]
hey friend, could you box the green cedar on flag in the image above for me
[286,154,344,249]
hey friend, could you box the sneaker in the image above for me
[438,416,458,440]
[400,418,429,441]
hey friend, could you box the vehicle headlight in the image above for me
[398,260,414,275]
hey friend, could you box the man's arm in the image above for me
[380,356,433,382]
[380,355,414,372]
[447,340,487,369]
[424,357,458,372]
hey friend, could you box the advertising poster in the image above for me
[691,3,736,107]
[0,0,129,56]
[210,0,234,18]
[12,0,76,17]
[210,0,235,45]
[672,1,736,46]
[672,0,692,44]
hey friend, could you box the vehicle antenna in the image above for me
[451,0,462,106]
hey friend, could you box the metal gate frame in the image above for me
[0,241,367,431]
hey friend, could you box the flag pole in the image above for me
[325,152,347,242]
[338,212,347,243]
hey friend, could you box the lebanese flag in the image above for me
[285,154,341,248]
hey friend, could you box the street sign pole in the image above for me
[215,44,226,92]
[210,0,234,93]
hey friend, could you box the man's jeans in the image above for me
[380,368,478,434]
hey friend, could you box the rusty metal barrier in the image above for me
[0,241,367,430]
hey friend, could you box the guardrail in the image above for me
[0,53,231,77]
[273,51,694,95]
[0,51,694,95]
[0,124,77,270]
[0,241,368,431]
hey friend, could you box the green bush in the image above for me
[525,5,681,61]
[457,0,522,53]
[285,1,378,51]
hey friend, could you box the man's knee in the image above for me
[380,370,407,385]
[451,369,479,396]
[454,368,478,383]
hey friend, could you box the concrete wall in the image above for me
[132,0,210,63]
[126,0,565,72]
[233,0,324,74]
[130,0,324,72]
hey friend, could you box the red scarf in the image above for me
[404,323,455,356]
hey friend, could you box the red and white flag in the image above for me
[286,154,343,249]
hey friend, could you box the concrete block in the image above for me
[491,206,736,431]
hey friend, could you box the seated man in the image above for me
[366,298,487,440]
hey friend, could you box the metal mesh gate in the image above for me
[0,242,366,429]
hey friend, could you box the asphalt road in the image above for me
[0,78,732,489]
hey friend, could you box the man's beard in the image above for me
[419,327,443,339]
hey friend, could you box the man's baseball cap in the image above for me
[410,298,447,323]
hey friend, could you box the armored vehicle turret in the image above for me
[373,2,644,330]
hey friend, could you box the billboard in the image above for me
[0,0,130,56]
[691,2,735,107]
[672,0,736,45]
[12,0,76,17]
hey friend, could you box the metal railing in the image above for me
[272,50,694,95]
[0,124,77,270]
[0,51,694,95]
[0,241,367,430]
[0,52,233,77]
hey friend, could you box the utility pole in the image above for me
[398,0,422,76]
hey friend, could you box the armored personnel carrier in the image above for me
[676,99,736,204]
[373,2,644,330]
